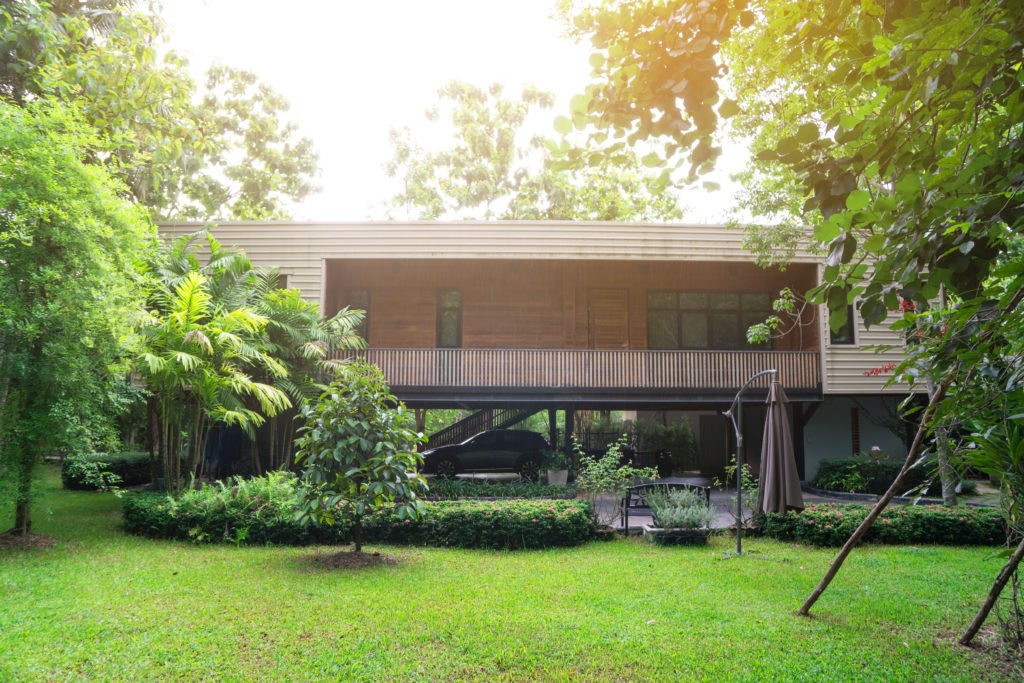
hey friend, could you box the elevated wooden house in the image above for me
[158,221,917,480]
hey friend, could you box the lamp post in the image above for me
[723,368,777,556]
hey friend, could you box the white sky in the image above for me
[161,0,739,222]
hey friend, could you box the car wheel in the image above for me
[518,456,541,481]
[435,456,458,479]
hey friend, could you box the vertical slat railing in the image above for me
[333,348,820,392]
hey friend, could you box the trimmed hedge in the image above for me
[363,499,593,549]
[122,472,594,549]
[62,451,153,490]
[424,478,575,500]
[761,503,1006,547]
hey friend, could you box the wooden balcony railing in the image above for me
[335,348,821,394]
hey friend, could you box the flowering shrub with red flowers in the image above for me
[761,503,1006,547]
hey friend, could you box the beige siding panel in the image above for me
[823,308,912,394]
[158,221,821,262]
[158,221,820,308]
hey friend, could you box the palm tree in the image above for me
[137,270,290,491]
[136,231,364,489]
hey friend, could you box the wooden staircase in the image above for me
[425,407,542,449]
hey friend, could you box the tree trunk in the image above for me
[147,395,161,486]
[13,442,35,534]
[799,375,951,616]
[352,516,363,553]
[5,390,34,535]
[927,375,957,506]
[960,534,1024,645]
[937,428,958,506]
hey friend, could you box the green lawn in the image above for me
[0,467,1016,681]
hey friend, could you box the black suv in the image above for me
[421,429,550,479]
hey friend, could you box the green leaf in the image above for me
[641,152,662,168]
[553,116,572,136]
[718,98,740,118]
[845,189,871,211]
[795,122,819,144]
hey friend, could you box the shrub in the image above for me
[123,474,594,549]
[424,478,574,500]
[761,503,1006,547]
[62,451,152,490]
[646,488,715,529]
[122,471,327,545]
[575,436,658,527]
[365,499,594,549]
[812,457,932,496]
[294,361,427,552]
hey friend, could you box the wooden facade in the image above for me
[157,221,912,401]
[325,259,818,351]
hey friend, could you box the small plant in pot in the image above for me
[643,487,716,545]
[544,449,571,486]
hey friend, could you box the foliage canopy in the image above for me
[0,100,153,533]
[0,0,319,220]
[294,361,428,553]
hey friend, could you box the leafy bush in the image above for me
[543,448,571,471]
[294,361,428,551]
[761,503,1006,547]
[365,499,594,549]
[424,478,574,500]
[646,488,715,529]
[813,457,981,497]
[62,451,152,490]
[812,457,933,495]
[123,473,594,549]
[123,471,324,545]
[575,436,658,527]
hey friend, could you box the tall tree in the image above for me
[384,80,683,221]
[563,0,1024,632]
[0,0,318,220]
[0,100,153,534]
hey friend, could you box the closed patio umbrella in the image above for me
[756,379,804,515]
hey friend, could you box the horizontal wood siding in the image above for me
[155,221,907,389]
[326,259,819,351]
[824,309,912,394]
[158,221,822,308]
[337,348,820,392]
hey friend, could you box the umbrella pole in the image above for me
[723,368,777,556]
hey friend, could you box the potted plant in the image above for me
[643,487,716,545]
[544,449,571,486]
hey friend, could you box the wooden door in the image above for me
[588,289,629,349]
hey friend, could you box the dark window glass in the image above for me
[677,292,708,309]
[437,289,462,348]
[647,290,772,350]
[647,310,680,349]
[830,304,856,345]
[679,312,708,348]
[710,292,740,310]
[709,313,739,348]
